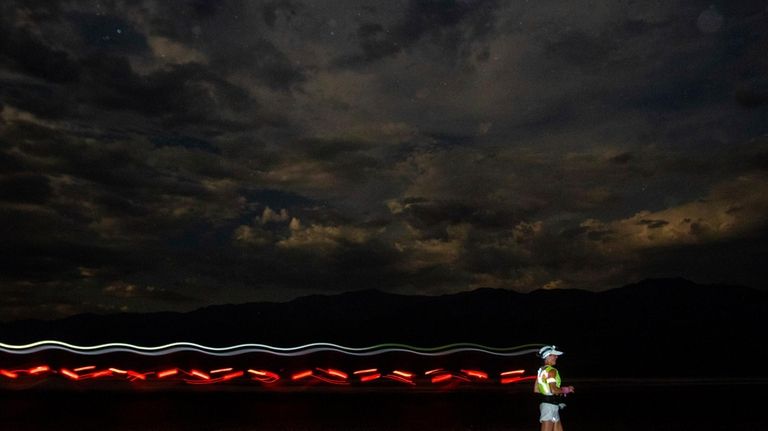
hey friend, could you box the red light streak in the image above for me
[461,369,488,379]
[0,362,538,389]
[317,368,348,379]
[185,377,222,385]
[221,371,244,381]
[431,373,452,384]
[29,366,50,374]
[60,368,79,380]
[384,375,416,385]
[360,373,381,382]
[180,371,244,385]
[311,374,350,385]
[1,370,19,379]
[189,369,210,380]
[263,371,280,381]
[248,369,280,383]
[89,370,112,378]
[127,371,147,380]
[157,369,178,378]
[500,375,535,384]
[291,370,313,381]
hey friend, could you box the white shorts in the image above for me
[539,402,560,423]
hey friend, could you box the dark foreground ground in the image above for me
[1,380,766,430]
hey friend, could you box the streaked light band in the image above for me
[0,340,542,357]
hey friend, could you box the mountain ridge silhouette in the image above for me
[1,278,765,377]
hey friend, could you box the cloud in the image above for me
[103,281,196,303]
[233,224,271,246]
[1,0,767,319]
[148,36,207,65]
[263,160,339,190]
[393,223,468,271]
[0,25,81,83]
[260,206,290,224]
[337,0,500,67]
[580,174,768,253]
[278,220,374,251]
[232,209,291,246]
[0,173,52,203]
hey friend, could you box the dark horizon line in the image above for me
[3,276,759,325]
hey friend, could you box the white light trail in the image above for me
[0,340,542,357]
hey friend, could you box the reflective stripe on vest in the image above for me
[537,365,561,395]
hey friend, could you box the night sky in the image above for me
[1,1,766,320]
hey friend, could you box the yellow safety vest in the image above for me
[536,365,561,395]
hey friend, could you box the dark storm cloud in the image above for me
[151,135,221,155]
[401,199,521,232]
[262,1,300,28]
[5,122,203,196]
[0,56,264,136]
[0,0,767,319]
[637,219,670,229]
[209,37,306,91]
[0,149,31,174]
[0,173,52,203]
[338,0,499,67]
[144,2,306,91]
[609,153,633,165]
[248,241,406,292]
[735,80,768,109]
[0,204,125,282]
[406,200,476,229]
[93,192,150,218]
[543,27,618,68]
[239,188,313,211]
[298,137,367,161]
[286,138,391,186]
[1,121,245,294]
[0,3,282,135]
[0,80,73,120]
[0,25,81,83]
[81,57,264,131]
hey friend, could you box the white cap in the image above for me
[539,345,564,359]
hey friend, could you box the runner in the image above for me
[533,345,575,431]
